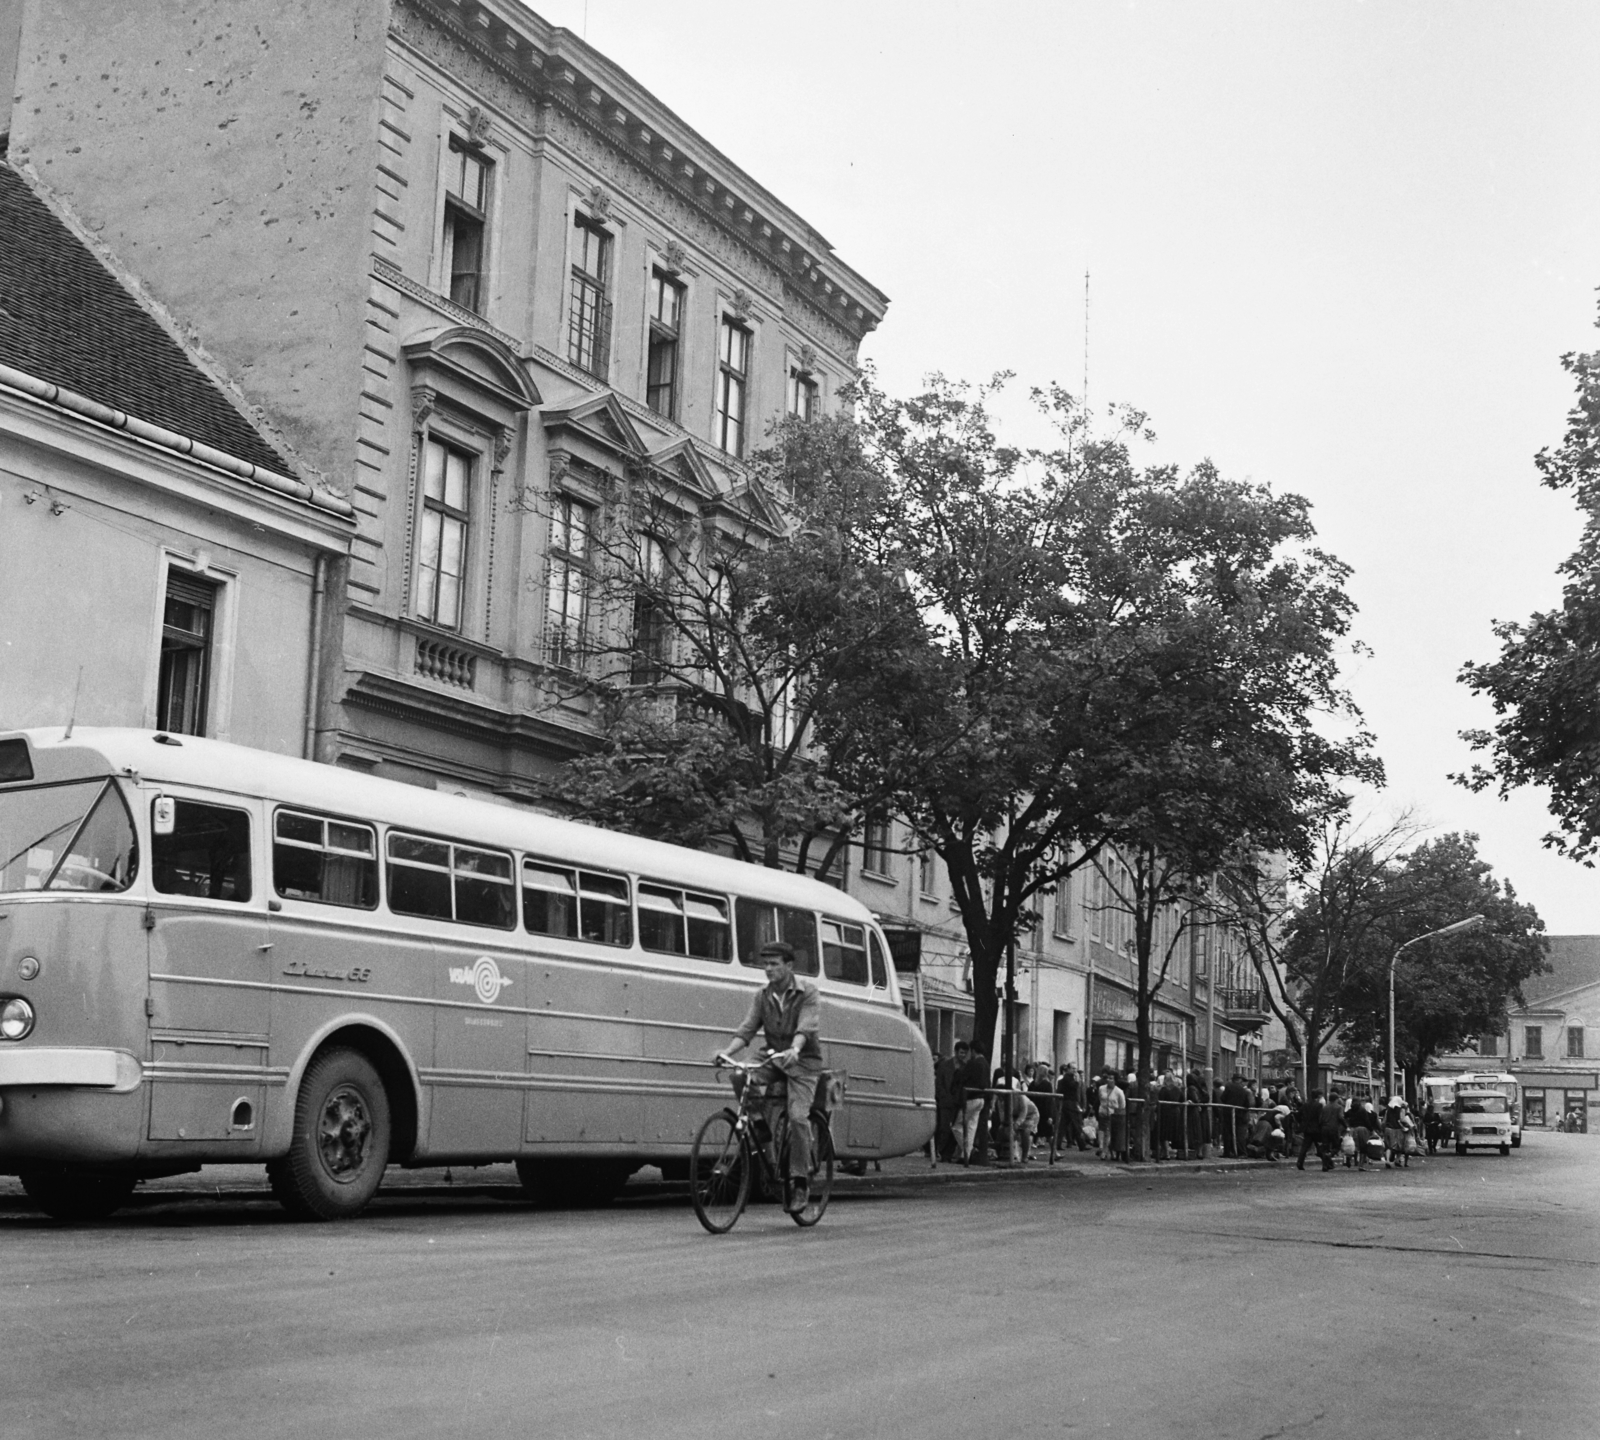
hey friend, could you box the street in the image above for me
[3,1135,1595,1440]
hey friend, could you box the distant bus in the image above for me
[0,728,934,1220]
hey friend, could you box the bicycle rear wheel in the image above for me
[791,1116,834,1227]
[691,1109,750,1234]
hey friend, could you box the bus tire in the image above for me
[19,1168,137,1222]
[269,1047,391,1221]
[1511,1134,1521,1147]
[1500,1144,1511,1156]
[1455,1142,1467,1157]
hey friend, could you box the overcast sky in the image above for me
[530,0,1600,933]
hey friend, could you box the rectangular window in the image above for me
[862,814,892,876]
[521,860,632,947]
[273,810,378,909]
[868,931,889,988]
[1525,1025,1543,1059]
[442,139,489,314]
[630,534,670,685]
[1568,1026,1585,1059]
[646,269,683,419]
[546,494,592,668]
[918,848,937,897]
[567,216,612,378]
[1478,1032,1499,1057]
[417,438,471,630]
[1053,869,1074,936]
[158,572,218,736]
[787,364,818,420]
[387,832,514,929]
[638,881,732,961]
[716,318,750,457]
[822,919,869,985]
[734,897,819,975]
[153,799,251,903]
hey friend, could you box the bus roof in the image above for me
[10,728,881,925]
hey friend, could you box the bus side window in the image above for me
[822,919,868,984]
[578,871,631,946]
[273,810,377,908]
[387,833,452,919]
[454,844,515,929]
[523,860,579,938]
[685,891,731,961]
[868,930,889,988]
[153,799,252,902]
[639,883,688,955]
[734,899,818,974]
[779,906,819,976]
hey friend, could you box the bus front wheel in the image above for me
[19,1168,137,1222]
[269,1047,392,1221]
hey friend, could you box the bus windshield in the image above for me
[0,780,138,893]
[1457,1094,1508,1114]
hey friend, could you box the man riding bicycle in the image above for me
[714,941,824,1212]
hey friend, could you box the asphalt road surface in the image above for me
[3,1134,1596,1440]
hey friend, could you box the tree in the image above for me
[543,414,919,876]
[1216,813,1424,1092]
[1334,833,1548,1086]
[1459,318,1600,861]
[829,375,1375,1070]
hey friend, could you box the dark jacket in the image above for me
[957,1054,990,1104]
[934,1056,962,1109]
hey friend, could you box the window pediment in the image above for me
[403,326,539,425]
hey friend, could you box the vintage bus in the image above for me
[0,728,935,1220]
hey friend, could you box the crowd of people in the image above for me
[932,1045,1424,1173]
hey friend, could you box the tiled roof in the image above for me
[0,163,290,475]
[1523,936,1600,1003]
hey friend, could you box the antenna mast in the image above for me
[1083,269,1090,411]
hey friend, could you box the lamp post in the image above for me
[1388,914,1484,1102]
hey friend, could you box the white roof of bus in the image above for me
[15,728,880,924]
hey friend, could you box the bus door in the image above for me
[145,793,270,1144]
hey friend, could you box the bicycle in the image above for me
[690,1055,836,1233]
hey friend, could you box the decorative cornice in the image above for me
[391,0,886,345]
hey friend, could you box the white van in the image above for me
[1453,1088,1514,1157]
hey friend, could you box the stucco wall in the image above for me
[0,436,318,757]
[5,0,391,491]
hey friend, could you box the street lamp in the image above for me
[1388,914,1485,1102]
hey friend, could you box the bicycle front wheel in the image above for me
[690,1109,751,1234]
[791,1116,835,1228]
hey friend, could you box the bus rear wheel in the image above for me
[19,1168,137,1221]
[268,1047,391,1221]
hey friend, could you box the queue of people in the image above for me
[932,1046,1424,1173]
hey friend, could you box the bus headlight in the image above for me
[0,997,36,1041]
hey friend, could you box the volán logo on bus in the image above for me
[450,956,511,1005]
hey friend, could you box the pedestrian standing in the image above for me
[1296,1090,1327,1170]
[1223,1072,1253,1159]
[934,1044,962,1162]
[955,1043,988,1164]
[1058,1064,1086,1151]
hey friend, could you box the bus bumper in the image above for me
[0,1047,143,1091]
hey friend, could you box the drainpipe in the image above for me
[303,552,327,760]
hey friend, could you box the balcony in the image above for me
[1216,986,1271,1032]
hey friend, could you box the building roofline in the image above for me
[401,0,889,339]
[0,363,355,520]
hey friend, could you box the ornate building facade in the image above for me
[3,0,886,797]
